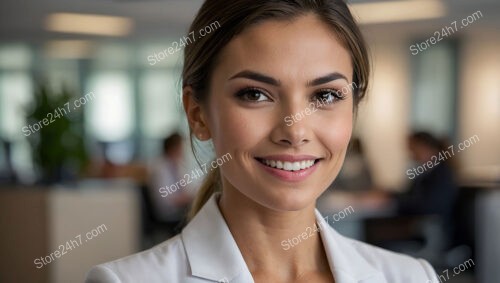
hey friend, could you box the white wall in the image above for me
[458,32,500,181]
[356,37,411,190]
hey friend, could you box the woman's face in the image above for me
[202,14,354,211]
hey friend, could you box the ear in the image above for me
[182,86,211,141]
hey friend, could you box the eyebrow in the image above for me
[229,70,280,86]
[306,72,348,86]
[228,70,348,87]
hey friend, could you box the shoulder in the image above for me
[345,236,438,282]
[315,208,439,282]
[85,235,187,283]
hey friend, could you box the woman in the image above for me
[86,0,439,282]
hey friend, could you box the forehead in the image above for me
[214,14,353,84]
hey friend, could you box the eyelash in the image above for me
[234,87,347,105]
[314,88,347,106]
[234,87,270,102]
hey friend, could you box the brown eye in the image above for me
[234,87,271,102]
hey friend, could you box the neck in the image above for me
[218,183,331,281]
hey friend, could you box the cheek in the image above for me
[207,99,267,157]
[331,116,353,148]
[320,107,354,151]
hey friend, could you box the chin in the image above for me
[252,188,318,212]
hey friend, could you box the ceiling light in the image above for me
[45,13,133,36]
[349,0,446,25]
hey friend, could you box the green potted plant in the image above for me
[25,84,88,184]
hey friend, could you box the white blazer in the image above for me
[86,194,439,283]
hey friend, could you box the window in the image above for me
[139,70,182,139]
[410,41,458,138]
[86,71,135,142]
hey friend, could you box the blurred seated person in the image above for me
[397,131,458,219]
[149,133,192,232]
[365,132,459,255]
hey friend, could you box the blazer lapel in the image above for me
[181,194,254,282]
[315,210,387,283]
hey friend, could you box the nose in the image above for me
[276,130,309,147]
[271,98,312,147]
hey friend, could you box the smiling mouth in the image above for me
[255,158,321,171]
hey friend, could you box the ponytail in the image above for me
[187,157,221,221]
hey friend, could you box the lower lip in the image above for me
[255,159,320,182]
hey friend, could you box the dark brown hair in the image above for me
[182,0,370,220]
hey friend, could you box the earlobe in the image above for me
[182,86,211,141]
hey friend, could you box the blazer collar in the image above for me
[181,194,385,283]
[181,193,252,282]
[315,210,386,283]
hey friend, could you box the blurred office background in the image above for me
[0,0,499,282]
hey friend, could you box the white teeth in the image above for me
[283,162,292,171]
[261,159,316,171]
[276,161,283,169]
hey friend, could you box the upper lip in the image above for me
[256,154,321,162]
